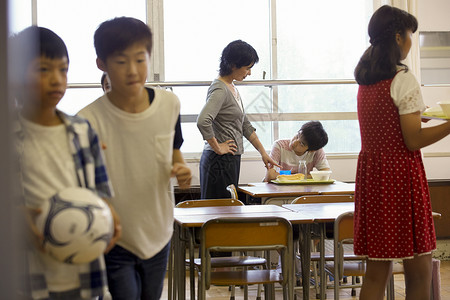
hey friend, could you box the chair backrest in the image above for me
[202,217,290,249]
[332,211,402,299]
[335,211,355,242]
[334,211,356,279]
[264,197,296,206]
[176,198,244,208]
[226,184,239,200]
[291,194,354,204]
[200,217,293,288]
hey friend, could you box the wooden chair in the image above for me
[176,199,265,300]
[292,194,354,204]
[325,212,403,300]
[226,184,239,200]
[198,217,294,300]
[177,198,244,208]
[264,197,296,206]
[291,195,357,298]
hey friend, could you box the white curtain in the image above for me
[373,0,422,83]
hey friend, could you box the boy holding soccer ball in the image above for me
[79,17,192,299]
[11,26,121,299]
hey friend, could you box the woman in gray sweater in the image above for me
[197,40,279,199]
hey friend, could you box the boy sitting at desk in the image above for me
[264,121,330,182]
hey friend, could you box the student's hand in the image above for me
[171,162,192,190]
[261,153,281,170]
[215,140,237,155]
[22,206,45,252]
[104,202,121,254]
[264,168,279,182]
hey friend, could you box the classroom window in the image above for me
[23,0,373,156]
[163,0,372,155]
[36,0,146,114]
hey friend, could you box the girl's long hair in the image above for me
[354,5,418,85]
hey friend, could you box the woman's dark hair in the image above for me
[299,121,328,151]
[94,17,152,62]
[354,5,418,85]
[219,40,259,77]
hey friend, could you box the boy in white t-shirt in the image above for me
[78,17,191,300]
[11,26,120,299]
[264,121,330,182]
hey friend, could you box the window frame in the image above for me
[30,0,369,158]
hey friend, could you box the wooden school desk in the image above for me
[237,181,355,204]
[283,202,442,299]
[171,205,315,300]
[283,202,354,299]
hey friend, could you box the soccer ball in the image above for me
[35,187,114,264]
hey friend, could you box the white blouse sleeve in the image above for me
[390,69,426,115]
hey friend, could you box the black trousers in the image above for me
[199,150,241,199]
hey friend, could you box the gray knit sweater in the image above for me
[197,79,255,155]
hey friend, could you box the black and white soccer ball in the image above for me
[36,187,114,264]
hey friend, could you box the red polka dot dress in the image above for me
[354,73,436,260]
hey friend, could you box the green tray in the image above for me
[422,109,450,120]
[271,179,335,185]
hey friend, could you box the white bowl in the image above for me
[438,101,450,117]
[309,170,332,181]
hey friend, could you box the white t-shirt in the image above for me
[79,88,180,259]
[269,139,330,174]
[391,68,426,115]
[20,117,81,292]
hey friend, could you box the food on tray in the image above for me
[422,106,449,119]
[276,173,305,182]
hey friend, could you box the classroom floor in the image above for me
[161,260,450,299]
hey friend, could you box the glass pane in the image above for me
[173,85,272,115]
[9,0,32,33]
[57,88,104,116]
[36,0,146,84]
[243,121,274,152]
[277,0,372,80]
[169,86,210,115]
[180,123,207,153]
[278,120,361,153]
[163,0,271,81]
[240,86,272,114]
[278,84,358,113]
[183,121,274,154]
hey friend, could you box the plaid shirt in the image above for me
[15,111,114,299]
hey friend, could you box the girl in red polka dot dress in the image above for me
[354,5,450,300]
